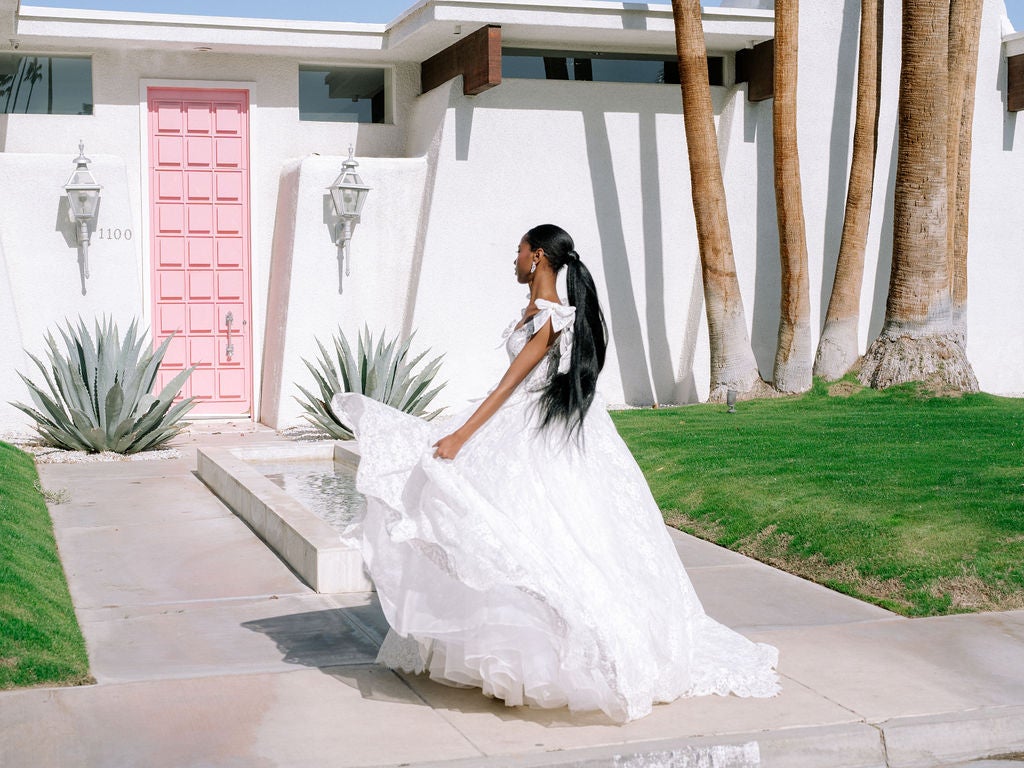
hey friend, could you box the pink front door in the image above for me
[148,87,252,416]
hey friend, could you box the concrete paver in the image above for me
[0,667,482,768]
[56,514,310,608]
[749,611,1024,720]
[3,430,1023,767]
[79,593,381,683]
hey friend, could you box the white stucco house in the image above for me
[0,0,1021,430]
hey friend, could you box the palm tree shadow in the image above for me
[818,0,860,322]
[581,109,656,405]
[867,118,898,341]
[750,99,781,379]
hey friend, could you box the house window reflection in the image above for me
[502,49,726,87]
[0,54,93,115]
[299,66,388,123]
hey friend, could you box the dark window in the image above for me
[299,66,386,123]
[502,48,725,87]
[0,54,93,115]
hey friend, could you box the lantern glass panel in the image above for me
[78,190,100,218]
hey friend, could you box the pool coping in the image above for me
[196,440,372,593]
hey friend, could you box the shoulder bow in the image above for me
[534,299,576,373]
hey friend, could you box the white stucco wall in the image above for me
[0,244,27,430]
[964,1,1024,395]
[0,153,143,430]
[1,0,1022,434]
[260,155,429,428]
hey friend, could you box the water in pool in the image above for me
[246,458,366,532]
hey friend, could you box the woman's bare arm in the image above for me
[433,318,557,459]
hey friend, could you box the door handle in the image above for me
[225,311,235,360]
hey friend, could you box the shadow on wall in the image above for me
[638,109,689,403]
[401,94,447,342]
[53,195,99,296]
[818,0,860,322]
[751,99,781,380]
[999,51,1018,151]
[581,110,657,405]
[260,159,302,428]
[320,193,348,294]
[456,98,473,162]
[867,119,898,342]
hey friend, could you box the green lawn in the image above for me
[0,441,91,689]
[611,379,1024,617]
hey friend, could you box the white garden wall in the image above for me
[260,155,429,429]
[0,154,142,430]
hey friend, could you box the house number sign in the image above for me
[97,227,133,240]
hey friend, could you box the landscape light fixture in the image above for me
[63,140,102,282]
[327,146,371,278]
[727,389,737,414]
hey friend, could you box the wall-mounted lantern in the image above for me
[63,140,102,282]
[327,146,371,278]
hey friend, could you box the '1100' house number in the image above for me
[97,228,133,241]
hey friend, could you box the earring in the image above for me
[529,262,537,276]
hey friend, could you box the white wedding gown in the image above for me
[332,299,779,722]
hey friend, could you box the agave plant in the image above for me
[296,326,446,440]
[12,317,196,454]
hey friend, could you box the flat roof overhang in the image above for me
[11,0,774,62]
[1005,30,1024,57]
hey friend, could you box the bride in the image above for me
[332,223,779,723]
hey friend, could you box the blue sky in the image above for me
[20,1,1024,30]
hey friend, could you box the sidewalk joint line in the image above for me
[867,721,892,767]
[76,591,316,612]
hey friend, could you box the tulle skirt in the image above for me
[332,390,779,722]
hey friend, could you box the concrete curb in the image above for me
[378,706,1024,768]
[879,705,1024,767]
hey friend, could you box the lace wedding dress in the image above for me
[332,299,779,722]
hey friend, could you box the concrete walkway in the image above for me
[2,426,1024,767]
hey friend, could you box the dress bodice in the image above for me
[502,299,576,391]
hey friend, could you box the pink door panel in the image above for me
[148,87,251,414]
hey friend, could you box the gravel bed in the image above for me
[1,431,181,464]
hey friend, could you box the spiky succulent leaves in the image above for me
[294,326,447,439]
[294,338,355,439]
[11,316,196,454]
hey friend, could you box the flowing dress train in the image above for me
[332,299,779,722]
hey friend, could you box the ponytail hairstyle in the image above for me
[524,224,607,438]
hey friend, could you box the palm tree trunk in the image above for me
[814,0,883,380]
[947,0,983,341]
[670,0,763,400]
[858,0,978,392]
[772,0,811,393]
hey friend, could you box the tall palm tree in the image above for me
[814,0,883,380]
[771,0,811,393]
[947,0,983,340]
[670,0,762,400]
[858,0,978,392]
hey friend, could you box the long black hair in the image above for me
[524,224,607,437]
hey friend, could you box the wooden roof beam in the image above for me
[736,38,774,102]
[421,24,501,96]
[1009,53,1024,112]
